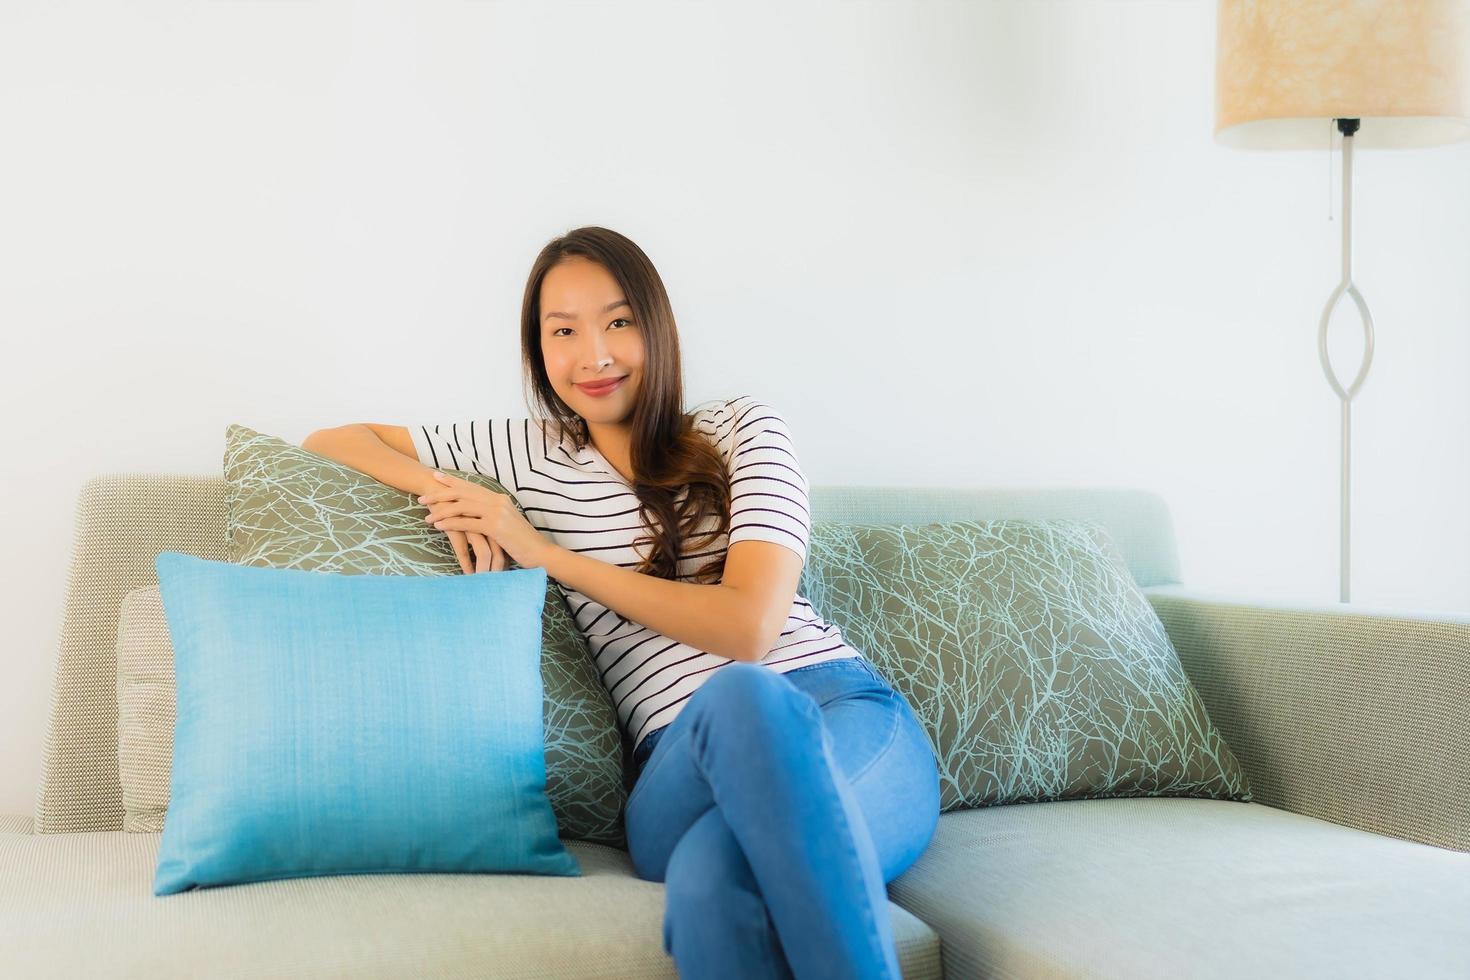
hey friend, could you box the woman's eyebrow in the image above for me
[544,299,630,321]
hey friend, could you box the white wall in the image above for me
[2,0,1466,816]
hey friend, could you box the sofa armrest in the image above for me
[0,813,33,835]
[1141,585,1470,854]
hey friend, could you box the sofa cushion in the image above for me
[886,797,1470,978]
[798,519,1252,812]
[0,815,942,978]
[222,422,629,848]
[115,585,174,833]
[151,553,579,894]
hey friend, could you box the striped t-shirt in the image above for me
[409,393,862,756]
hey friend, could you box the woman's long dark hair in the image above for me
[519,226,733,584]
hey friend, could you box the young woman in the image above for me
[307,226,940,979]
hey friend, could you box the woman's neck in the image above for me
[586,422,634,480]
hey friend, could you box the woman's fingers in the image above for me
[446,528,473,575]
[467,531,509,573]
[466,531,490,573]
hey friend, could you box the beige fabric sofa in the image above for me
[3,474,1468,978]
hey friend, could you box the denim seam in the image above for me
[627,761,650,810]
[844,696,903,787]
[830,802,888,974]
[784,657,864,676]
[834,694,908,976]
[808,694,893,976]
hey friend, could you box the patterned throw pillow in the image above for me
[797,519,1253,813]
[218,423,628,848]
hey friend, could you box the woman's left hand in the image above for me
[418,471,556,571]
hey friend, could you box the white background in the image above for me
[2,0,1466,815]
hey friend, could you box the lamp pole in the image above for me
[1316,117,1376,603]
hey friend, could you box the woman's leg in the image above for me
[660,806,795,980]
[624,659,940,979]
[795,659,941,885]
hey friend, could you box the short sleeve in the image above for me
[408,418,518,491]
[719,398,811,563]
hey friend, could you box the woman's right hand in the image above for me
[444,527,509,574]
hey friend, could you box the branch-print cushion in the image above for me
[797,519,1253,812]
[213,422,628,848]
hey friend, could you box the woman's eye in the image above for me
[554,319,631,338]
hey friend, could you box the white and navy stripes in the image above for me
[409,394,862,756]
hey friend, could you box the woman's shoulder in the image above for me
[689,393,764,420]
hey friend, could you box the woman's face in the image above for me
[539,256,645,427]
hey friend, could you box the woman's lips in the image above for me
[576,376,627,397]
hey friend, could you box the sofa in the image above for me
[4,474,1468,979]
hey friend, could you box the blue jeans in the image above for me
[624,657,941,980]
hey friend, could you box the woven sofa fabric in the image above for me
[0,819,943,979]
[223,423,628,848]
[116,587,172,832]
[36,474,232,834]
[1142,584,1470,854]
[37,473,1180,836]
[885,797,1470,979]
[799,519,1252,812]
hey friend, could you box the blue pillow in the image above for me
[151,552,580,895]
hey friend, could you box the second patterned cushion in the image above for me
[798,518,1254,813]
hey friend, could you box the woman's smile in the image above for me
[576,376,627,397]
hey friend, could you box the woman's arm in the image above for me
[539,546,765,663]
[302,425,444,497]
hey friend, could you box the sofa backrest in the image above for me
[33,474,1181,833]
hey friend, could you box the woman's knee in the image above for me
[692,662,817,733]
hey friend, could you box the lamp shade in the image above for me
[1215,0,1470,149]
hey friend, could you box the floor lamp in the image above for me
[1213,0,1470,603]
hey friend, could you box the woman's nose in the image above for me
[584,339,612,365]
